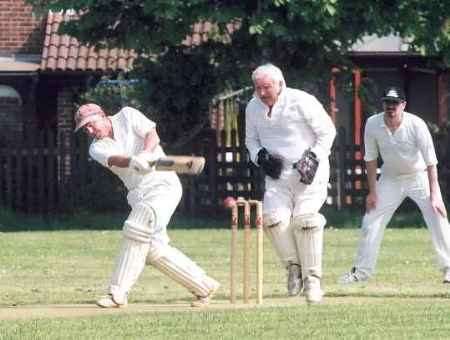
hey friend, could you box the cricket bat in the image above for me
[150,156,206,175]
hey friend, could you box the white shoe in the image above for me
[303,276,323,304]
[338,267,369,285]
[96,294,127,308]
[443,268,450,283]
[191,278,220,307]
[287,263,303,296]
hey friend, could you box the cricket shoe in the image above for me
[338,267,369,285]
[303,276,323,304]
[287,263,303,296]
[96,294,127,308]
[191,278,220,308]
[443,268,450,283]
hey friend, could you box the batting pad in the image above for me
[109,238,150,304]
[146,244,215,297]
[263,215,299,268]
[123,202,155,243]
[293,213,325,279]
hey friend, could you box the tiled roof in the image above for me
[40,12,238,72]
[41,11,136,72]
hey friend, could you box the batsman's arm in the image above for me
[106,154,205,175]
[106,129,159,168]
[107,155,131,168]
[142,128,160,153]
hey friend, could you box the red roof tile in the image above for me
[40,12,239,72]
[40,11,136,72]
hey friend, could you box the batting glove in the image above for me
[129,152,157,174]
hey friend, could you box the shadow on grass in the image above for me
[0,209,230,232]
[0,209,124,232]
[0,202,427,232]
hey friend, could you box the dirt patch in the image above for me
[1,296,445,320]
[0,298,302,320]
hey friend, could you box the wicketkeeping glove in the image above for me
[257,148,283,179]
[293,149,319,184]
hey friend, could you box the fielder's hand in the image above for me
[257,148,283,179]
[431,195,447,218]
[365,192,377,212]
[293,149,319,184]
[129,152,156,174]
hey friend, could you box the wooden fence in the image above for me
[2,123,448,217]
[0,124,374,216]
[0,127,60,215]
[183,126,369,215]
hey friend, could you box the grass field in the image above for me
[1,220,450,339]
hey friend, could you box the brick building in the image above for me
[0,1,134,146]
[0,0,43,144]
[0,2,136,213]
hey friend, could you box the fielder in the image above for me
[245,64,336,303]
[74,103,220,308]
[339,87,450,284]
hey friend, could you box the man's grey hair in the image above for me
[251,63,286,89]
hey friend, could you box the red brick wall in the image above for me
[0,0,45,54]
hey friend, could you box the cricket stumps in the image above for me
[224,196,263,304]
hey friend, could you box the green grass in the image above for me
[3,303,450,340]
[1,225,449,339]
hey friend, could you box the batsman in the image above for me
[245,64,336,303]
[74,103,219,308]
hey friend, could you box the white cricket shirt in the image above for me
[364,111,438,177]
[89,107,172,190]
[245,87,336,164]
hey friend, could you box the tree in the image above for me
[28,0,450,70]
[27,0,450,142]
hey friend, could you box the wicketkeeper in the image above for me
[74,103,219,308]
[245,64,336,303]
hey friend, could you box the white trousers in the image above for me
[109,173,219,301]
[109,174,183,299]
[263,166,328,267]
[126,173,183,246]
[354,171,450,276]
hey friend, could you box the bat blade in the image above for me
[151,156,206,175]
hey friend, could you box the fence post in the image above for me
[37,129,46,215]
[24,125,34,214]
[206,129,218,212]
[335,126,347,210]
